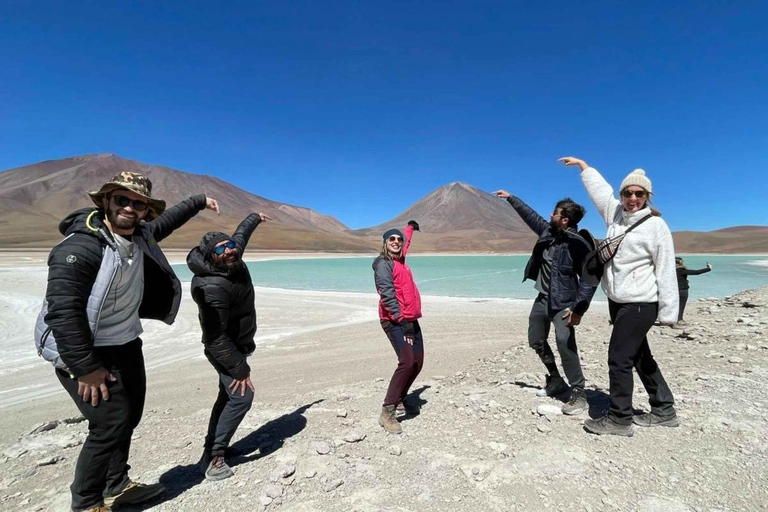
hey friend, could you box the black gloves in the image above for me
[407,220,420,231]
[401,321,415,337]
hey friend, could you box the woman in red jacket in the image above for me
[372,220,422,434]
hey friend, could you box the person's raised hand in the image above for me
[493,190,511,199]
[407,220,420,231]
[707,262,712,270]
[557,157,589,171]
[258,212,272,222]
[206,197,221,214]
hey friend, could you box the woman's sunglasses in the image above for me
[112,194,149,211]
[621,189,647,199]
[387,235,403,243]
[213,240,237,255]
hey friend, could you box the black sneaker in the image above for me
[536,375,569,397]
[583,415,634,437]
[562,387,588,415]
[633,411,680,428]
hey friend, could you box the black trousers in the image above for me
[57,338,146,511]
[381,320,424,407]
[678,289,689,321]
[204,370,254,457]
[527,293,585,388]
[607,301,675,425]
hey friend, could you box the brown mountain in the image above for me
[673,226,768,254]
[0,154,374,250]
[359,182,537,252]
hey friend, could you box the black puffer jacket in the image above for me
[43,195,208,377]
[187,214,262,379]
[506,195,597,315]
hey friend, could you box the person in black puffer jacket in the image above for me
[187,211,270,480]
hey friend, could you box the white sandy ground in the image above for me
[0,252,766,511]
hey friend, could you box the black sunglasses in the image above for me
[621,189,647,199]
[112,194,149,211]
[213,240,237,255]
[387,235,403,242]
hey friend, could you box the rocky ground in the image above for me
[2,288,767,512]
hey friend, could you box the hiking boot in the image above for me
[536,375,569,397]
[396,399,420,416]
[562,386,588,415]
[204,455,234,481]
[633,411,680,428]
[103,481,165,508]
[378,405,402,434]
[78,506,112,512]
[583,416,634,437]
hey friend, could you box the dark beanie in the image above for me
[382,228,405,240]
[199,231,231,259]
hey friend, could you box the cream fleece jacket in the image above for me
[581,167,679,324]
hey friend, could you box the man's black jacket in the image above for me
[44,195,208,377]
[187,214,262,379]
[506,195,597,315]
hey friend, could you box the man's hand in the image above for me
[78,368,116,407]
[557,157,589,171]
[493,190,510,199]
[562,309,582,327]
[205,197,221,214]
[401,321,415,345]
[258,212,272,222]
[706,262,712,270]
[229,376,255,397]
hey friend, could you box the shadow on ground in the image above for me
[152,399,323,509]
[397,385,430,423]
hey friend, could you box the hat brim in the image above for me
[88,183,166,220]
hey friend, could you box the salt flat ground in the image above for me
[0,252,766,511]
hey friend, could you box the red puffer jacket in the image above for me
[372,224,422,322]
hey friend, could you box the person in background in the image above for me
[560,156,680,436]
[186,211,270,480]
[675,257,712,326]
[494,189,596,415]
[373,220,423,434]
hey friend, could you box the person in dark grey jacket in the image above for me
[37,171,219,512]
[494,190,597,415]
[675,257,712,325]
[187,211,270,480]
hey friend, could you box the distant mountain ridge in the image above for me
[0,154,765,253]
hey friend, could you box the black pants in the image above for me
[607,301,675,425]
[528,293,585,388]
[56,338,146,511]
[204,370,254,457]
[678,290,689,321]
[381,320,424,407]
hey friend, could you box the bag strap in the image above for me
[625,213,652,234]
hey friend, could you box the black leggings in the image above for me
[607,301,675,425]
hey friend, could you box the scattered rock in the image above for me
[343,429,366,443]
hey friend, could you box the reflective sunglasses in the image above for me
[213,240,237,255]
[621,189,647,199]
[112,194,149,211]
[387,235,403,243]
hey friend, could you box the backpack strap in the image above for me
[625,213,652,234]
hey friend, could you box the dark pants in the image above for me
[204,371,254,457]
[381,320,424,407]
[528,293,585,388]
[607,300,676,425]
[678,290,689,321]
[56,338,145,511]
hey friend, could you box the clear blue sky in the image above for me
[1,1,765,232]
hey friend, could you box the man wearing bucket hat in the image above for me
[185,211,271,480]
[34,171,220,512]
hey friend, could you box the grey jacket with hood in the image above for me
[34,195,208,377]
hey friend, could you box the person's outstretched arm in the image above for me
[402,220,419,258]
[231,212,271,254]
[147,195,221,242]
[559,157,620,227]
[683,263,712,276]
[493,190,548,236]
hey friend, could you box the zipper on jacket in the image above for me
[92,234,121,340]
